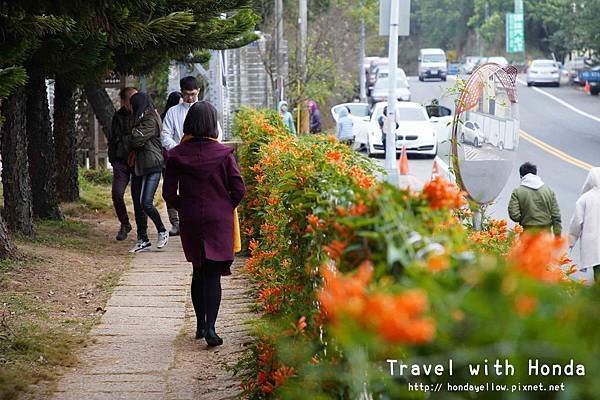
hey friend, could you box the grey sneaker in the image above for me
[129,239,151,253]
[157,231,169,249]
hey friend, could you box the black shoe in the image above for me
[205,329,223,346]
[195,328,206,339]
[169,225,180,236]
[116,224,132,241]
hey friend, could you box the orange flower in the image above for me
[508,233,568,283]
[427,253,449,273]
[336,206,347,217]
[326,150,343,163]
[288,316,307,335]
[272,365,295,386]
[349,165,375,189]
[349,201,369,216]
[307,214,320,227]
[318,263,434,344]
[514,224,524,234]
[322,240,347,260]
[514,294,538,317]
[422,177,466,210]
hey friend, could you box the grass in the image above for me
[30,219,91,250]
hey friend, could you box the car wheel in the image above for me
[591,87,600,96]
[527,82,532,87]
[555,82,560,88]
[441,77,447,82]
[419,76,424,82]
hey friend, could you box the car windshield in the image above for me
[374,78,407,89]
[397,108,427,121]
[338,105,369,117]
[422,54,445,63]
[533,61,556,68]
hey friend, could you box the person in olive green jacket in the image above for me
[508,162,562,235]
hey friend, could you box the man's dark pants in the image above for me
[111,161,131,227]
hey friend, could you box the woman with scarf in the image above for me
[163,101,246,346]
[128,92,169,253]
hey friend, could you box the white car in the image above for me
[367,102,437,158]
[369,76,411,106]
[460,121,483,147]
[375,67,410,89]
[526,59,560,87]
[331,103,371,148]
[487,56,509,67]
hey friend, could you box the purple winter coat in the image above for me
[162,138,246,266]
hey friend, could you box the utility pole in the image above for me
[384,0,400,185]
[275,0,284,103]
[297,0,308,133]
[359,3,366,102]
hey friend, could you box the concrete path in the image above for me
[52,233,253,400]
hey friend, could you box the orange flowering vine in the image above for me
[508,232,568,283]
[318,261,435,344]
[422,177,466,210]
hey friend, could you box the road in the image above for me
[371,75,600,279]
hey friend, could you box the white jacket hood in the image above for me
[581,167,600,195]
[520,173,544,190]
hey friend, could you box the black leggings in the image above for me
[191,260,228,331]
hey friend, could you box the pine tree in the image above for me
[0,2,70,256]
[84,0,260,133]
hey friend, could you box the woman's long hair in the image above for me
[130,92,154,121]
[161,91,182,120]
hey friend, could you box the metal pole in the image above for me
[275,0,284,103]
[359,0,366,102]
[298,0,308,133]
[384,0,400,185]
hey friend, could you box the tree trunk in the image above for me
[25,64,63,220]
[83,80,115,140]
[0,216,16,259]
[0,87,35,237]
[54,77,79,202]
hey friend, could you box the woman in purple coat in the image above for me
[163,101,246,346]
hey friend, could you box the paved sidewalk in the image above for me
[52,232,253,400]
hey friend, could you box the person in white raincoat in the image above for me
[568,167,600,284]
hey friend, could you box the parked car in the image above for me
[460,121,484,147]
[331,103,371,148]
[366,57,388,95]
[418,48,447,81]
[526,59,560,87]
[366,102,437,158]
[461,56,482,74]
[369,75,412,106]
[375,66,409,88]
[579,66,600,95]
[487,56,509,67]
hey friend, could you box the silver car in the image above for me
[527,59,560,87]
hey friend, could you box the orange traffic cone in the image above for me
[431,159,440,179]
[399,145,409,175]
[584,81,591,94]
